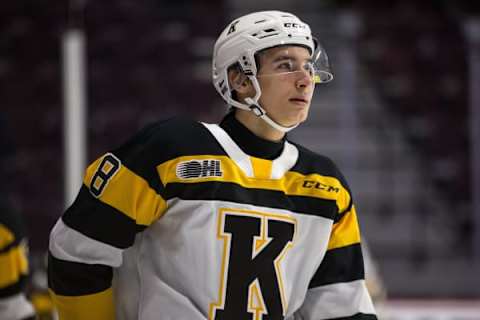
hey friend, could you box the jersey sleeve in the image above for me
[296,170,377,319]
[0,211,36,320]
[48,123,169,320]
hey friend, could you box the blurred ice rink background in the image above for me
[1,0,479,318]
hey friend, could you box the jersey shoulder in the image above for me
[112,117,225,166]
[290,141,351,192]
[90,117,226,192]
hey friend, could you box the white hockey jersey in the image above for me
[48,116,376,320]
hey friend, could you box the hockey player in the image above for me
[48,10,377,320]
[0,207,36,320]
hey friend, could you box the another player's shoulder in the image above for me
[0,208,26,249]
[290,142,349,188]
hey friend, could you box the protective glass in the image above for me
[256,44,333,84]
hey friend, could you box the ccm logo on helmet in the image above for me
[284,22,306,29]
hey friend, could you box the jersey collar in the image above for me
[219,112,285,160]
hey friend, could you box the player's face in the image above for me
[256,46,315,127]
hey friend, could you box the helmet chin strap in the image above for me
[244,97,299,133]
[242,75,299,133]
[227,74,300,133]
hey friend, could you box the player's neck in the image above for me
[234,110,285,142]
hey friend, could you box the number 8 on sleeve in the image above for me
[89,153,121,198]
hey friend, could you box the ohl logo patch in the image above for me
[176,159,223,179]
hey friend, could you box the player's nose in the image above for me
[295,69,313,89]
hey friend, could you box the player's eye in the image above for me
[277,60,294,71]
[303,62,315,76]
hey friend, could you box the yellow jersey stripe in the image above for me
[157,155,350,212]
[250,156,273,179]
[0,223,15,250]
[84,157,167,226]
[327,206,361,250]
[49,288,115,320]
[0,243,29,288]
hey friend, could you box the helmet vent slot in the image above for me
[258,33,279,39]
[251,28,279,39]
[254,19,267,24]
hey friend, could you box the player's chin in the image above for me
[293,108,310,122]
[280,112,309,127]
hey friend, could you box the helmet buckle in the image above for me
[249,105,265,117]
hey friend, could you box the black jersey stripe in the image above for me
[308,243,365,288]
[335,200,353,223]
[62,186,147,249]
[165,181,338,220]
[48,251,112,296]
[110,121,162,176]
[0,239,21,255]
[327,208,361,251]
[0,275,27,298]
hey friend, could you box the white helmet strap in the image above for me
[244,98,299,133]
[242,75,299,133]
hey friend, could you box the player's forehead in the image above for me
[258,45,312,63]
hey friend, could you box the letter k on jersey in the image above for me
[210,208,297,320]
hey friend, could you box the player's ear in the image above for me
[228,66,251,94]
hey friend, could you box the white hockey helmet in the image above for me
[212,10,333,132]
